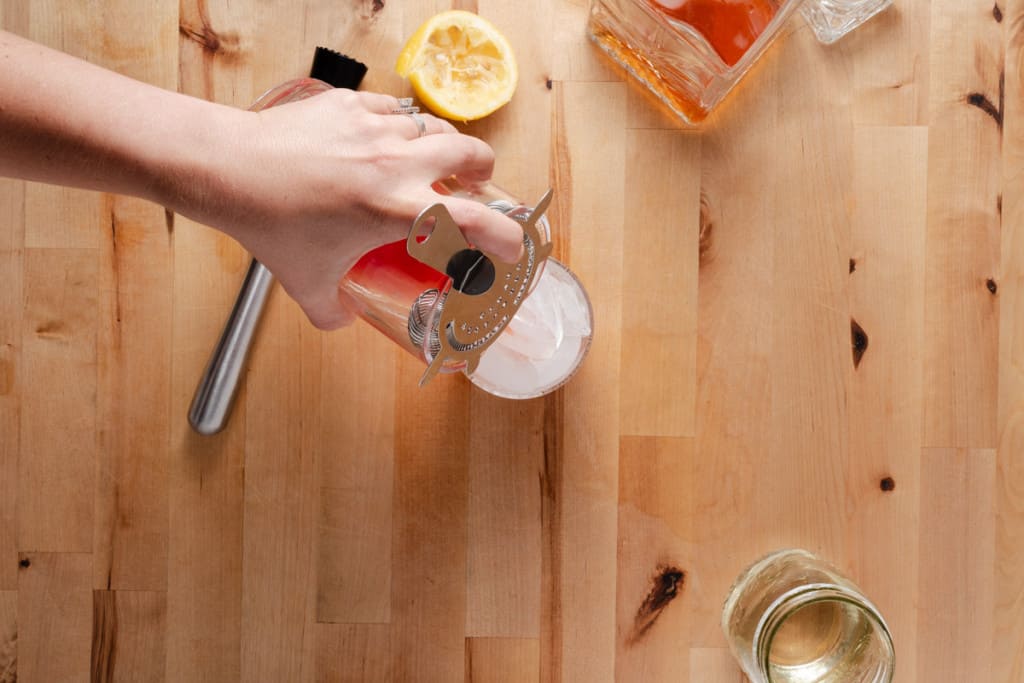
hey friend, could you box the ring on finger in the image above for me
[391,97,419,115]
[404,111,428,138]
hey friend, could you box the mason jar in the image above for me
[721,549,895,683]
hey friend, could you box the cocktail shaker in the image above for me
[189,78,593,434]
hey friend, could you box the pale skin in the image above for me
[0,29,525,329]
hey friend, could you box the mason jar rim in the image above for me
[753,583,896,683]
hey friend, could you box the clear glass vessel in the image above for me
[587,0,805,125]
[339,177,593,400]
[800,0,893,44]
[722,549,895,683]
[251,78,594,399]
[587,0,893,126]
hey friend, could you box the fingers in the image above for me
[352,91,410,114]
[345,91,457,138]
[389,111,457,139]
[407,133,497,184]
[394,134,524,263]
[330,90,526,264]
[439,196,525,264]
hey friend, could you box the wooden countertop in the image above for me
[0,0,1019,681]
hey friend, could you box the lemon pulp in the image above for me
[396,10,518,122]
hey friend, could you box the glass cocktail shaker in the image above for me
[259,79,593,400]
[341,178,593,399]
[189,77,592,434]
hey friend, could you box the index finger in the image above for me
[406,132,497,185]
[433,195,525,264]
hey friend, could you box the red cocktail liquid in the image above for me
[650,0,779,66]
[344,239,446,298]
[340,239,448,357]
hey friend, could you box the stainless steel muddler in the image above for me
[187,259,273,435]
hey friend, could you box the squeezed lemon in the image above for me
[396,10,518,122]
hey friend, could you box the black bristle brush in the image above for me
[309,46,367,90]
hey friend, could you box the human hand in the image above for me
[0,29,524,330]
[167,88,525,330]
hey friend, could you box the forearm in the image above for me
[0,30,525,330]
[0,29,238,210]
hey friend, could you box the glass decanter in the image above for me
[587,0,893,125]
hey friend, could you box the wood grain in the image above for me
[616,436,695,682]
[2,0,1020,680]
[543,79,626,683]
[91,0,177,594]
[465,637,541,683]
[17,552,92,682]
[166,419,245,683]
[21,0,106,253]
[466,394,543,639]
[94,195,172,592]
[462,2,549,638]
[0,591,14,683]
[766,31,852,562]
[923,0,1002,448]
[236,13,326,668]
[847,125,929,683]
[239,294,320,683]
[91,590,167,683]
[0,178,22,591]
[315,623,390,683]
[997,3,1024,681]
[620,130,700,437]
[850,0,930,126]
[390,356,470,683]
[689,648,744,683]
[316,323,395,625]
[918,448,997,682]
[471,0,553,200]
[694,35,779,611]
[19,248,98,553]
[552,0,617,83]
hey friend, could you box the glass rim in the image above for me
[249,77,331,112]
[416,206,556,373]
[753,584,896,683]
[468,257,594,399]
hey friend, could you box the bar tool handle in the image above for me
[188,259,274,435]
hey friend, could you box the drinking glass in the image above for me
[340,177,593,399]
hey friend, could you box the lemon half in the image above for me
[396,10,518,122]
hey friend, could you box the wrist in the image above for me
[139,92,256,235]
